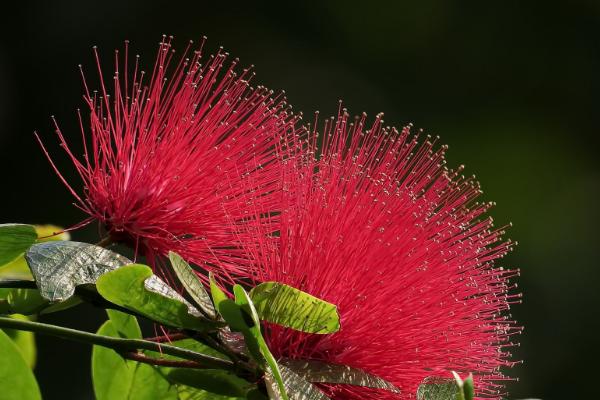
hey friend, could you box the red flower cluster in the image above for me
[40,36,302,281]
[42,38,520,398]
[234,108,521,399]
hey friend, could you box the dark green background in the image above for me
[0,1,598,399]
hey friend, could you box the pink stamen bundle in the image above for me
[41,37,520,399]
[235,108,521,399]
[39,36,302,282]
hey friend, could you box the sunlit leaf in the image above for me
[0,255,34,281]
[1,314,36,369]
[169,252,216,319]
[0,225,69,282]
[96,264,211,330]
[92,310,178,400]
[25,241,131,302]
[0,224,37,267]
[249,283,339,334]
[281,359,399,394]
[265,365,330,400]
[0,329,41,400]
[33,225,70,242]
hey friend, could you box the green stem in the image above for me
[0,280,37,289]
[0,316,234,370]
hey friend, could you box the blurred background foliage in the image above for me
[0,1,598,399]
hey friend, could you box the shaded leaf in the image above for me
[0,329,41,400]
[169,252,216,319]
[417,377,459,400]
[176,385,241,400]
[0,224,37,267]
[265,365,330,400]
[250,283,339,334]
[145,338,228,362]
[0,288,47,315]
[210,274,248,332]
[1,314,36,368]
[96,264,211,330]
[92,310,178,400]
[25,241,131,302]
[167,369,253,397]
[281,359,399,394]
[234,285,288,400]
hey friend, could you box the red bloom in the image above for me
[237,107,521,399]
[39,36,301,281]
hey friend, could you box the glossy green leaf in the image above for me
[169,252,216,319]
[92,310,178,400]
[1,314,36,368]
[0,224,37,267]
[25,241,131,302]
[265,365,329,400]
[0,329,41,400]
[234,285,288,400]
[281,359,399,394]
[249,283,339,334]
[97,264,210,330]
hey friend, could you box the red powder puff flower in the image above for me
[38,36,302,281]
[236,106,521,399]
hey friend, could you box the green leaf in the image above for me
[265,365,329,400]
[416,377,459,400]
[0,224,37,267]
[0,255,34,281]
[280,359,399,394]
[176,385,242,400]
[234,285,288,400]
[33,225,70,242]
[96,264,211,330]
[167,369,253,397]
[209,273,248,332]
[462,375,474,400]
[145,338,228,362]
[92,310,178,400]
[25,241,131,302]
[1,314,36,369]
[0,225,69,282]
[418,373,475,400]
[0,288,47,315]
[451,372,474,400]
[0,329,41,400]
[249,283,339,334]
[169,252,216,319]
